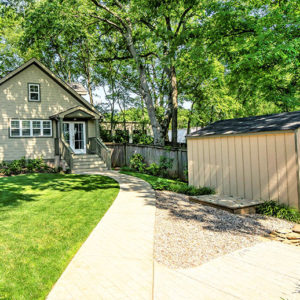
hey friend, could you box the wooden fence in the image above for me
[106,143,188,180]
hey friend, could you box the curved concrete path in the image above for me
[47,171,156,300]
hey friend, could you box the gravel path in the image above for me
[154,190,295,269]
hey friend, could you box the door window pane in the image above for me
[74,124,84,150]
[63,123,70,144]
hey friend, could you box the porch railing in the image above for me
[88,137,111,169]
[60,137,74,171]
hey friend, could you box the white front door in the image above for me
[63,122,86,154]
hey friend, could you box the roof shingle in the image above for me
[188,111,300,137]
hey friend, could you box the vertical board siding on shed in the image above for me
[203,139,210,187]
[228,137,237,196]
[296,130,300,210]
[197,139,205,187]
[275,134,288,204]
[266,135,279,201]
[285,134,298,207]
[257,135,269,200]
[250,136,261,200]
[188,132,299,209]
[221,137,230,196]
[193,139,200,186]
[187,140,193,184]
[209,138,217,188]
[234,137,245,198]
[215,138,223,192]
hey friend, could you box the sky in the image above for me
[83,86,192,110]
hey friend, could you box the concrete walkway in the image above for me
[47,171,300,300]
[154,242,300,300]
[47,171,156,300]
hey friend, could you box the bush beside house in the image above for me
[0,157,58,176]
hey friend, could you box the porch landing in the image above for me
[189,194,264,214]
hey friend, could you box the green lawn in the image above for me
[0,173,119,300]
[120,169,214,196]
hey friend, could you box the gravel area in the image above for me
[154,190,295,269]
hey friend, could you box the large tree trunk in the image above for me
[87,73,94,105]
[124,26,165,145]
[163,64,178,146]
[170,66,178,146]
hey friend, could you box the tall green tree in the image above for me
[3,0,299,143]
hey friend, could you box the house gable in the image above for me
[1,63,93,120]
[0,58,100,116]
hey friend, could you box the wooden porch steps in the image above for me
[72,154,107,173]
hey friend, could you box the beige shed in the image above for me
[187,111,300,210]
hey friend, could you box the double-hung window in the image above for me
[21,120,31,136]
[10,120,21,137]
[42,121,51,136]
[10,120,52,137]
[28,84,40,101]
[32,120,41,136]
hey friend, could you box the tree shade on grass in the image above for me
[0,173,119,300]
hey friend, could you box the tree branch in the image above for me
[89,14,123,32]
[175,6,193,37]
[90,0,127,29]
[93,52,158,62]
[113,0,124,10]
[165,16,172,32]
[140,18,156,31]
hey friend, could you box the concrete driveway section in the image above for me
[154,242,300,300]
[47,171,156,300]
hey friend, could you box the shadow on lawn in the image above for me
[156,191,284,237]
[0,173,118,211]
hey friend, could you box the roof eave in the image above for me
[186,129,296,139]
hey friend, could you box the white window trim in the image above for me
[28,83,40,102]
[10,120,52,137]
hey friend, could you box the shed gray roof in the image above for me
[188,111,300,137]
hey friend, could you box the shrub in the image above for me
[129,153,146,172]
[114,130,129,143]
[146,163,160,176]
[128,154,174,178]
[167,182,214,196]
[257,201,300,223]
[132,133,154,145]
[158,156,173,178]
[0,157,56,176]
[99,126,114,142]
